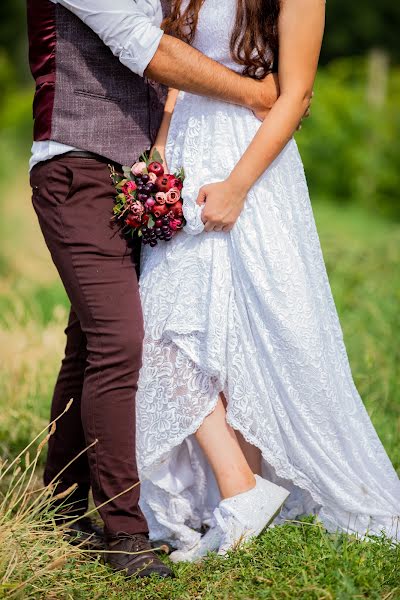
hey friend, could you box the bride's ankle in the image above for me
[220,472,256,500]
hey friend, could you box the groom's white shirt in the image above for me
[30,0,164,170]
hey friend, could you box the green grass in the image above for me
[0,171,400,598]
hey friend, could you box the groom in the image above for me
[27,0,282,579]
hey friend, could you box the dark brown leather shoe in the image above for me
[105,533,173,578]
[64,517,105,551]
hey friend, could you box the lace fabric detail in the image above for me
[136,0,400,550]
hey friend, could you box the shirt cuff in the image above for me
[120,27,164,77]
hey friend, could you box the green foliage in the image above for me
[322,0,400,64]
[0,1,29,84]
[297,57,400,220]
[0,51,33,169]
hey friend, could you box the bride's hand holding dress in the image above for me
[196,180,247,233]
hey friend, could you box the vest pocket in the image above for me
[74,89,121,104]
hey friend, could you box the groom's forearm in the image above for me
[51,1,278,114]
[51,0,278,115]
[145,35,279,116]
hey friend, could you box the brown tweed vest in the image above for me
[27,0,169,166]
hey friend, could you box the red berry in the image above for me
[171,200,183,218]
[170,176,183,191]
[153,203,172,219]
[155,219,163,227]
[155,175,171,193]
[155,174,178,193]
[148,162,164,177]
[126,214,140,227]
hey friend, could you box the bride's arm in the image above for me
[150,88,179,169]
[198,0,325,233]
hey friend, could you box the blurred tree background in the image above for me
[0,0,399,218]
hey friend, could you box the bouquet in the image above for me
[110,150,185,247]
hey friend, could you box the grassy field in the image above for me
[0,168,399,598]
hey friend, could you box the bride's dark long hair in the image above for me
[163,0,281,79]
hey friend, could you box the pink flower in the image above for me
[122,180,137,196]
[169,218,183,231]
[145,198,156,209]
[148,172,157,184]
[131,161,147,176]
[130,200,144,217]
[166,188,181,205]
[155,192,167,205]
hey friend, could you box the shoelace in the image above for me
[110,534,151,553]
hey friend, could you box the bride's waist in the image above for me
[175,91,260,123]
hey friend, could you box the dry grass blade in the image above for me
[0,399,73,481]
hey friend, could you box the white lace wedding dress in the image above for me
[136,0,400,551]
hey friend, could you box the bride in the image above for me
[136,0,400,561]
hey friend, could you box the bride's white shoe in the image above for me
[169,523,223,563]
[215,475,290,556]
[170,475,289,562]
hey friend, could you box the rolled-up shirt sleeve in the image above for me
[54,0,164,76]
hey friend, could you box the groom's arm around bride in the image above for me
[48,0,281,117]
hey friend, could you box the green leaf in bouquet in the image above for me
[109,165,123,185]
[138,229,143,237]
[175,167,186,182]
[147,215,155,229]
[115,179,128,191]
[123,166,132,179]
[150,148,163,165]
[139,151,151,167]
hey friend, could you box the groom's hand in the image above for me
[250,73,280,120]
[251,74,313,126]
[296,91,314,129]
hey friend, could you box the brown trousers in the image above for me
[30,155,147,535]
